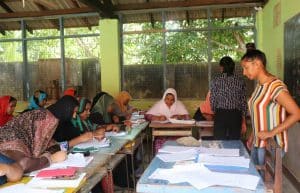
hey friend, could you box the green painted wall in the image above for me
[257,0,300,79]
[99,19,121,97]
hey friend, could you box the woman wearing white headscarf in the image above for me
[146,88,189,121]
[146,88,190,153]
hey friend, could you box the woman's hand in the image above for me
[112,125,120,132]
[257,130,274,140]
[93,129,105,140]
[246,133,254,150]
[50,151,67,163]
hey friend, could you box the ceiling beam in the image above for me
[116,0,264,11]
[34,1,59,29]
[71,0,92,30]
[0,7,96,19]
[79,0,116,18]
[0,1,13,12]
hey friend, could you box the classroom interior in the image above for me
[0,0,300,192]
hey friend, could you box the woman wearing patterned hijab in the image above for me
[0,96,17,126]
[0,109,65,173]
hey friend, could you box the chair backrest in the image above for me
[257,138,282,193]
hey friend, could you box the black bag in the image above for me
[193,107,206,121]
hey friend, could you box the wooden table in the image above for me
[149,121,213,157]
[137,140,266,193]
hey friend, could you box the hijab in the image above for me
[115,91,132,112]
[91,92,114,123]
[146,88,189,119]
[47,96,79,142]
[28,90,47,110]
[47,95,79,122]
[63,88,77,97]
[72,98,95,132]
[0,109,58,158]
[0,96,14,126]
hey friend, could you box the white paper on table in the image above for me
[197,154,250,168]
[148,163,260,191]
[50,153,93,168]
[105,131,127,137]
[169,118,195,125]
[27,154,93,177]
[158,146,199,154]
[0,184,64,193]
[157,153,196,162]
[27,173,86,188]
[151,120,170,124]
[74,138,110,149]
[199,147,240,157]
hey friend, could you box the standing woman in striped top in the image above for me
[210,56,248,140]
[241,49,300,167]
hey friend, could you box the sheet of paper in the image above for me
[199,147,240,157]
[27,173,86,188]
[158,146,199,154]
[49,153,93,168]
[105,131,127,137]
[169,118,195,125]
[74,138,110,150]
[149,163,260,191]
[0,184,64,193]
[197,154,250,168]
[157,153,196,162]
[151,120,170,124]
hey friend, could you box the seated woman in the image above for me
[0,108,67,173]
[145,88,190,153]
[0,153,23,185]
[111,91,136,123]
[193,91,214,121]
[90,92,120,131]
[0,95,17,127]
[25,90,48,111]
[54,98,105,148]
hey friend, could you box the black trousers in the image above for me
[213,108,242,140]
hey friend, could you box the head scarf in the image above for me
[146,88,189,119]
[0,109,58,158]
[63,88,77,97]
[28,91,47,110]
[72,98,94,132]
[0,96,14,127]
[47,95,79,122]
[115,91,132,112]
[91,92,114,123]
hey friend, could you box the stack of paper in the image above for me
[105,131,127,137]
[27,173,86,188]
[73,138,110,152]
[169,118,195,125]
[49,153,93,168]
[0,184,64,193]
[198,147,240,157]
[158,146,199,154]
[197,154,250,168]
